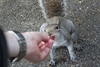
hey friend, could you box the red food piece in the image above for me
[50,36,55,40]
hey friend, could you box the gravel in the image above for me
[0,0,100,67]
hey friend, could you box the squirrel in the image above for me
[38,0,83,66]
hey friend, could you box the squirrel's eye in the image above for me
[55,26,59,29]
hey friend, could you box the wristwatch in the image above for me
[8,31,27,62]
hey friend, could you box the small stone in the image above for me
[71,65,75,67]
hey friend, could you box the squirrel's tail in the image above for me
[38,0,68,19]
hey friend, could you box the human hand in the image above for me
[22,32,54,63]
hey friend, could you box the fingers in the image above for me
[39,42,47,50]
[39,39,54,51]
[24,32,54,63]
[40,39,54,60]
[39,42,45,48]
[38,32,49,42]
[32,32,49,45]
[46,39,54,49]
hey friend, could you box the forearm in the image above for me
[5,32,20,57]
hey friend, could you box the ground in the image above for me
[0,0,100,67]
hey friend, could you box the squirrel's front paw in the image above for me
[49,60,56,66]
[74,45,83,51]
[70,54,78,62]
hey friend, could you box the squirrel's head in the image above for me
[45,16,61,36]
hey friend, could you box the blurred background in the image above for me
[0,0,100,67]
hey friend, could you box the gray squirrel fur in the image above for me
[38,0,83,66]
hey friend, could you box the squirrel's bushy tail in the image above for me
[38,0,68,19]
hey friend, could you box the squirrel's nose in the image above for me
[48,32,52,36]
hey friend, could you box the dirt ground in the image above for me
[0,0,100,67]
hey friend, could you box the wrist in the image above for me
[7,31,27,62]
[5,32,20,57]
